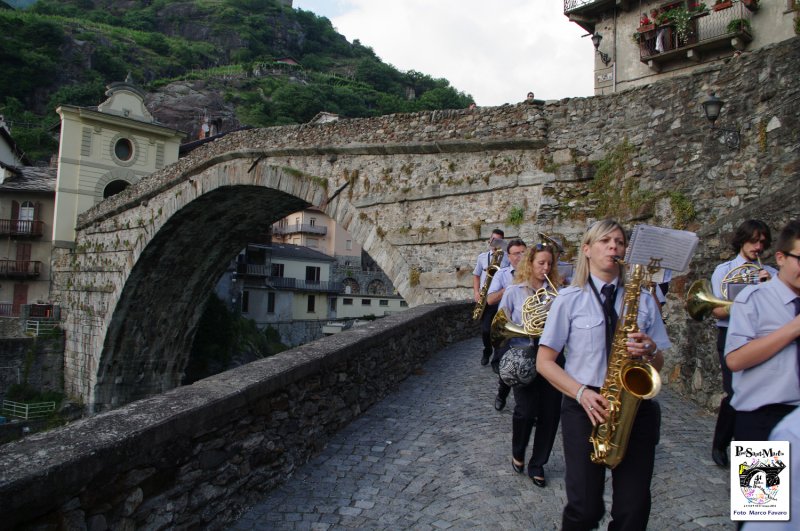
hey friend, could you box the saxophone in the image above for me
[472,247,505,320]
[589,261,662,469]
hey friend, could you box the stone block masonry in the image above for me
[0,302,476,530]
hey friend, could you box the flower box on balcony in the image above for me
[713,1,732,11]
[638,23,656,33]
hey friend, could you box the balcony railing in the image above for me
[0,302,15,317]
[564,0,629,15]
[236,263,269,277]
[271,223,327,236]
[265,276,341,293]
[637,3,753,64]
[0,219,44,237]
[0,260,42,278]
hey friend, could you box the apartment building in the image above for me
[564,0,798,94]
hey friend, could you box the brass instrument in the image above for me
[490,275,559,344]
[721,262,763,299]
[472,242,506,320]
[590,260,662,469]
[685,279,733,321]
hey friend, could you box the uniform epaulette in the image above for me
[558,285,583,297]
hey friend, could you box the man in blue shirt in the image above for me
[710,219,776,467]
[726,219,800,442]
[472,229,510,365]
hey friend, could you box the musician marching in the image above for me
[725,219,800,442]
[709,219,776,467]
[537,220,670,531]
[487,238,526,411]
[473,229,510,366]
[497,239,563,488]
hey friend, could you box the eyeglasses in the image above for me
[509,251,526,257]
[783,251,800,265]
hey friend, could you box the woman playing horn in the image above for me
[498,239,563,488]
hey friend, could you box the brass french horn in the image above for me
[685,279,733,321]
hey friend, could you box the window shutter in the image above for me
[11,200,19,219]
[34,202,42,220]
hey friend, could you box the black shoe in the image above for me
[494,395,506,411]
[529,466,546,488]
[512,459,524,474]
[481,355,490,366]
[712,447,729,467]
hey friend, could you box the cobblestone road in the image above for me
[230,337,732,530]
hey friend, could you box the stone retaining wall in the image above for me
[0,301,476,530]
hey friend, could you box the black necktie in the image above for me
[601,284,618,356]
[794,297,800,385]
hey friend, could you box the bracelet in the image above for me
[575,384,587,404]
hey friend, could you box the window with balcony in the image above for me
[309,217,316,226]
[306,266,320,283]
[271,263,284,277]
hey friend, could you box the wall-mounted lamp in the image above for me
[591,32,612,66]
[701,92,740,149]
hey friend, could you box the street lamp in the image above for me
[591,32,612,66]
[701,92,740,149]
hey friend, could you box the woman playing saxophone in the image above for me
[536,220,671,531]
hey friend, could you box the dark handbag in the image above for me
[499,345,537,387]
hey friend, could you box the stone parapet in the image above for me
[0,301,477,529]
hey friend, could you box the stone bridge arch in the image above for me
[52,37,800,412]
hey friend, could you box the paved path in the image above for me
[230,337,732,530]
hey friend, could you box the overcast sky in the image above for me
[293,0,595,107]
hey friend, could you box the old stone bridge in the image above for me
[52,37,799,413]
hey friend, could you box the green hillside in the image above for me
[0,0,473,162]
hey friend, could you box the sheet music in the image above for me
[624,224,699,273]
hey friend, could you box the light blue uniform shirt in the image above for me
[725,277,800,412]
[498,283,541,348]
[539,274,671,388]
[473,250,511,286]
[711,255,777,328]
[488,265,516,296]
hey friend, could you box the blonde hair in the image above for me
[514,244,560,288]
[571,219,626,288]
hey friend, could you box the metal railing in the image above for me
[563,0,611,14]
[265,276,342,293]
[0,260,42,278]
[25,319,60,337]
[1,400,56,420]
[638,3,753,60]
[0,219,44,237]
[271,223,328,236]
[0,303,15,317]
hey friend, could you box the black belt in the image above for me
[751,403,798,415]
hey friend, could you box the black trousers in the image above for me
[512,364,562,475]
[734,404,797,442]
[560,396,661,531]
[480,303,499,357]
[492,343,511,400]
[712,327,736,452]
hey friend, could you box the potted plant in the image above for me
[727,18,752,34]
[713,0,732,11]
[638,12,655,32]
[663,6,695,46]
